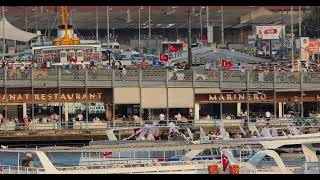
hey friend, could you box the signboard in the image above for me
[300,37,310,48]
[196,91,320,103]
[306,39,320,54]
[255,26,285,40]
[0,93,104,103]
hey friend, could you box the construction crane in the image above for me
[53,6,80,45]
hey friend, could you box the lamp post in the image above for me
[2,6,5,58]
[96,6,99,41]
[107,6,110,45]
[221,6,224,45]
[148,6,151,40]
[138,6,143,53]
[188,9,192,67]
[200,6,203,38]
[291,6,295,70]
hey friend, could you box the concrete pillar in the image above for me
[22,103,27,118]
[194,103,200,121]
[237,103,242,117]
[279,102,283,118]
[64,102,69,121]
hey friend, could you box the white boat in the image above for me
[1,128,320,174]
[30,6,102,66]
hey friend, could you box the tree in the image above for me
[302,6,320,38]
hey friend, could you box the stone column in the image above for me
[237,103,242,117]
[64,102,69,121]
[278,102,283,118]
[194,103,200,121]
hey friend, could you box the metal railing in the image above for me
[2,68,320,85]
[0,117,317,132]
[0,165,45,174]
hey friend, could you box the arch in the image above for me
[247,150,290,174]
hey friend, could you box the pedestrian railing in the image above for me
[2,68,320,85]
[0,117,315,132]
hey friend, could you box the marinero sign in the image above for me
[196,92,320,103]
[208,93,268,102]
[0,93,104,103]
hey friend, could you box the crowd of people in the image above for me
[202,110,273,122]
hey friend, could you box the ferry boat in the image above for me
[1,132,320,174]
[1,123,317,174]
[30,6,102,66]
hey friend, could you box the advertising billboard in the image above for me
[255,26,285,40]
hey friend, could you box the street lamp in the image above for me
[138,6,144,53]
[220,6,224,45]
[107,6,109,44]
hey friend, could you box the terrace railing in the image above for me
[0,117,317,132]
[1,68,320,87]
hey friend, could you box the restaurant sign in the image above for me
[0,93,104,103]
[208,93,269,102]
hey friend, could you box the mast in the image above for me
[61,6,70,40]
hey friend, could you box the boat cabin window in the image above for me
[114,45,120,49]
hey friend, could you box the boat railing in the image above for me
[0,165,45,174]
[55,159,214,172]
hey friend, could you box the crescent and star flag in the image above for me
[103,152,112,157]
[222,154,230,172]
[221,58,233,70]
[160,54,169,62]
[169,45,178,52]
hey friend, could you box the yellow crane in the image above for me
[53,6,80,45]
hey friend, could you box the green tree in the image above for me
[302,6,320,38]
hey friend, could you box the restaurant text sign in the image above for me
[0,93,104,103]
[208,93,268,102]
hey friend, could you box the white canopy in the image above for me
[0,17,37,42]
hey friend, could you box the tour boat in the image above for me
[30,6,102,66]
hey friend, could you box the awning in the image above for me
[0,17,37,42]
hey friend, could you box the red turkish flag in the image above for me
[169,45,178,52]
[222,154,230,172]
[221,58,233,70]
[103,152,112,157]
[160,54,169,62]
[70,57,77,64]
